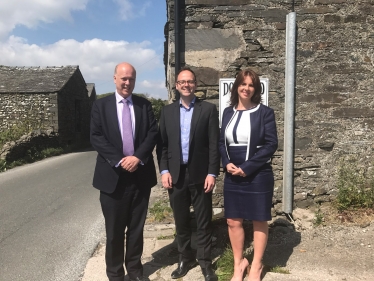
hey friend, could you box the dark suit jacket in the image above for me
[90,94,158,193]
[219,104,278,177]
[158,98,220,184]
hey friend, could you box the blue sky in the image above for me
[0,0,168,99]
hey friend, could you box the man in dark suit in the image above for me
[90,62,158,281]
[158,67,220,281]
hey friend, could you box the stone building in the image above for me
[0,65,93,146]
[87,83,97,109]
[164,0,374,213]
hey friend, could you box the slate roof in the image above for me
[86,83,96,97]
[0,65,79,93]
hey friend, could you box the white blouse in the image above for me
[226,109,251,146]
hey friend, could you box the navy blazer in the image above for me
[90,94,158,193]
[219,104,278,177]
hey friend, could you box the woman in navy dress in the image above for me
[219,69,278,281]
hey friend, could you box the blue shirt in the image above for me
[180,98,195,164]
[161,98,215,178]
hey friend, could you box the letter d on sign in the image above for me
[223,82,233,96]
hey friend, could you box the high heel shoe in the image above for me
[247,263,264,281]
[230,258,249,281]
[240,258,249,279]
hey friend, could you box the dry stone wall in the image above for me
[0,93,58,131]
[165,0,374,213]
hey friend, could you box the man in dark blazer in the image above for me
[158,67,220,281]
[90,62,158,281]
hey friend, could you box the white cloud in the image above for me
[114,0,152,21]
[1,36,160,71]
[0,0,168,99]
[0,35,166,97]
[138,1,152,17]
[140,80,165,89]
[0,0,89,39]
[137,80,167,99]
[114,0,133,21]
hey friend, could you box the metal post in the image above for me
[174,0,181,100]
[283,12,296,214]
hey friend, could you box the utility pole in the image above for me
[174,0,181,100]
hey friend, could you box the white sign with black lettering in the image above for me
[219,77,269,126]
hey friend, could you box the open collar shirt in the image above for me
[161,97,215,177]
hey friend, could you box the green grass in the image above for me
[214,246,291,280]
[335,157,374,211]
[0,121,41,147]
[156,234,175,240]
[148,199,173,222]
[314,208,324,226]
[0,114,92,173]
[269,266,290,274]
[215,246,235,281]
[0,120,58,172]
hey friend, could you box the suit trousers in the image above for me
[100,171,151,281]
[168,165,213,269]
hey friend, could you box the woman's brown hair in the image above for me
[230,69,262,106]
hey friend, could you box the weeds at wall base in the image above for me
[215,246,235,281]
[334,157,374,211]
[314,208,324,226]
[269,266,290,274]
[147,199,173,223]
[0,120,43,148]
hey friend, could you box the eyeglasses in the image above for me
[176,80,196,86]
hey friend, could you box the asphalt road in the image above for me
[0,150,104,281]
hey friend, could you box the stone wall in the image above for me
[164,0,374,212]
[57,70,91,145]
[0,92,58,131]
[0,129,59,161]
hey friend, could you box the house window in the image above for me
[75,99,81,132]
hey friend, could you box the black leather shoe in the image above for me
[171,260,198,279]
[129,277,148,281]
[202,267,218,281]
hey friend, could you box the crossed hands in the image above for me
[226,163,246,177]
[161,173,216,193]
[120,156,140,172]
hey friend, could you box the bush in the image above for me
[215,247,234,281]
[97,92,114,99]
[149,98,166,121]
[0,143,89,173]
[148,199,173,222]
[335,157,374,211]
[0,121,41,147]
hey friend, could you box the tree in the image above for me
[149,98,166,122]
[97,92,114,99]
[96,92,166,121]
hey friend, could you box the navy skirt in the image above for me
[224,146,274,221]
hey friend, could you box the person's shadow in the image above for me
[241,217,302,279]
[264,218,302,267]
[137,211,221,279]
[133,215,301,280]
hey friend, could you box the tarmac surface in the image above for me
[80,182,374,281]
